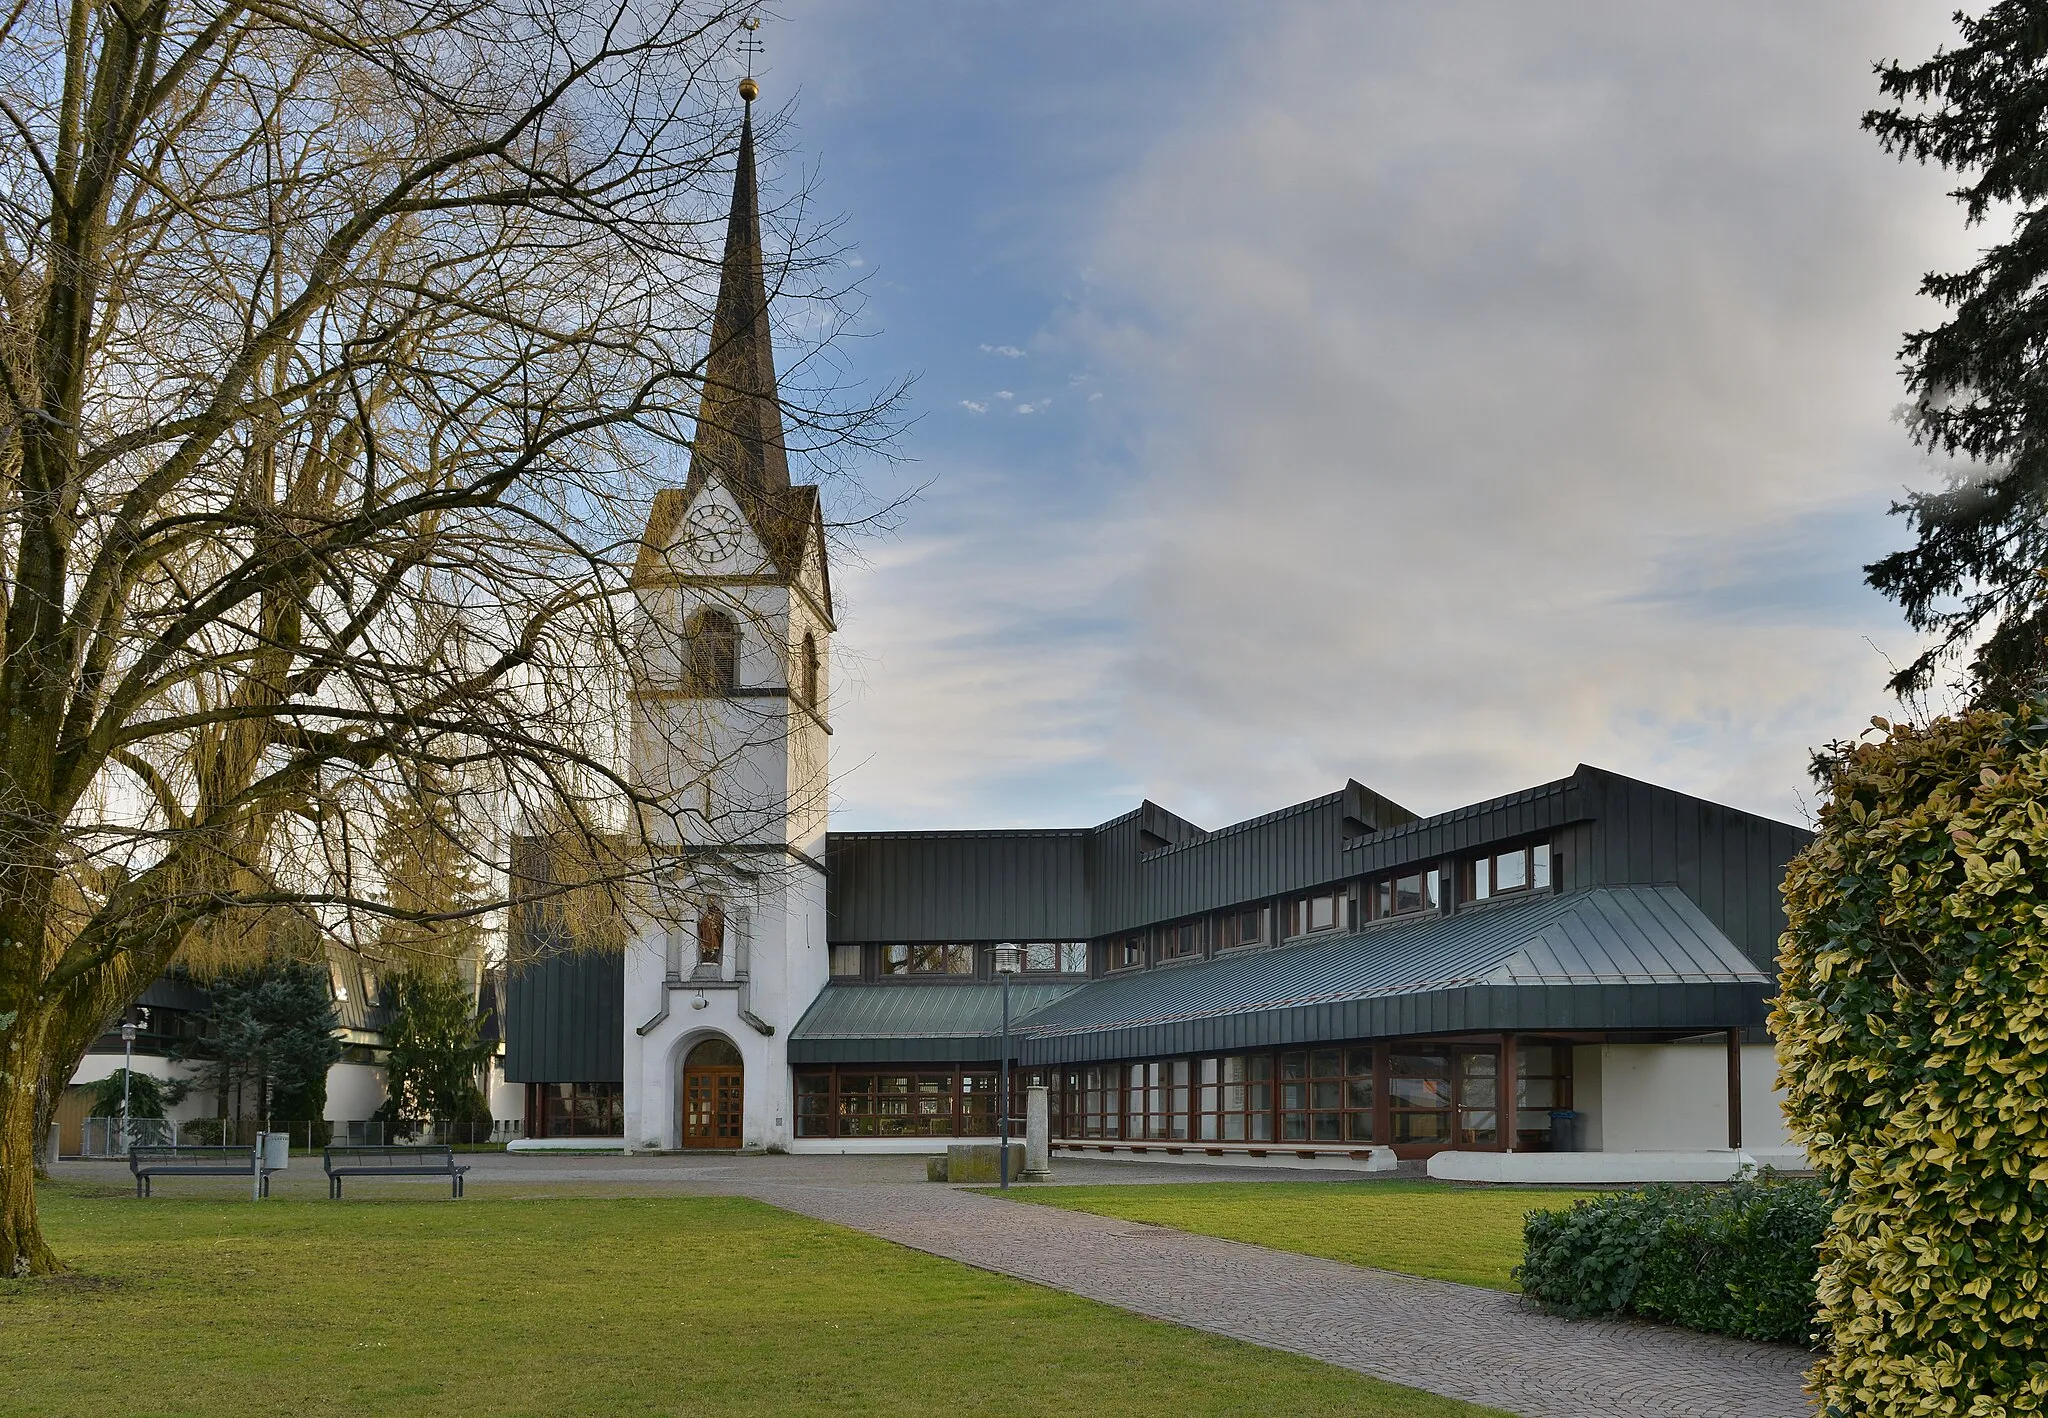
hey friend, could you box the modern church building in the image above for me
[501,79,1814,1181]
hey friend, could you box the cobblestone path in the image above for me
[733,1180,1815,1418]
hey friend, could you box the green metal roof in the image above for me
[788,981,1085,1063]
[792,886,1771,1066]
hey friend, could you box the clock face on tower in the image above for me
[682,503,744,564]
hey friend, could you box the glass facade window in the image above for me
[1457,1050,1498,1145]
[1515,1043,1570,1148]
[1472,843,1552,901]
[1021,942,1088,974]
[1197,1054,1274,1141]
[829,943,863,977]
[1070,1066,1122,1137]
[1124,1060,1191,1139]
[881,943,975,975]
[1388,1049,1452,1143]
[1279,1047,1374,1142]
[795,1073,832,1137]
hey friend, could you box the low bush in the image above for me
[1516,1172,1827,1344]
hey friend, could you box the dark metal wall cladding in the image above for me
[1575,769,1812,969]
[1118,791,1352,932]
[1340,776,1586,876]
[828,785,1423,945]
[827,830,1092,941]
[502,950,624,1083]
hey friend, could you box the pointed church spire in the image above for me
[688,76,791,502]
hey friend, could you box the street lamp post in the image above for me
[992,944,1022,1189]
[118,1020,138,1155]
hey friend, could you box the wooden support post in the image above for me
[1500,1033,1517,1151]
[1726,1028,1743,1152]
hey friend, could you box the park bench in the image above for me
[129,1145,277,1197]
[321,1144,470,1199]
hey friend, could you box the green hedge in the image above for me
[1516,1173,1827,1344]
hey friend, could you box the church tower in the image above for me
[622,75,832,1152]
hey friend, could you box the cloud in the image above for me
[1015,401,1042,415]
[1070,2,1964,825]
[814,0,1972,833]
[980,343,1027,357]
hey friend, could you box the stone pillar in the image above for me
[1024,1084,1052,1181]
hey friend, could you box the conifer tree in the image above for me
[1866,4,2048,702]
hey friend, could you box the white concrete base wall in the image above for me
[1591,1042,1801,1163]
[507,1136,628,1152]
[323,1062,386,1122]
[1428,1148,1766,1185]
[64,1055,213,1128]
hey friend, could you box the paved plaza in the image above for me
[55,1150,1816,1417]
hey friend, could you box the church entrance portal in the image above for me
[681,1036,744,1149]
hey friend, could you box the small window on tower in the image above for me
[801,632,820,707]
[685,609,739,695]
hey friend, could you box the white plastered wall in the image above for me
[620,479,832,1153]
[1576,1041,1802,1165]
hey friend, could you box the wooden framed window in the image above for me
[1471,843,1552,901]
[1068,1065,1123,1138]
[1371,867,1441,921]
[828,943,863,978]
[1279,1047,1374,1143]
[1123,1060,1191,1140]
[1217,906,1267,949]
[1160,921,1202,959]
[533,1082,624,1139]
[1196,1054,1274,1142]
[1284,891,1344,939]
[1021,942,1088,974]
[794,1073,833,1137]
[1457,1049,1498,1145]
[1114,935,1145,970]
[880,942,974,975]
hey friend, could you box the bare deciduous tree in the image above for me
[0,0,892,1274]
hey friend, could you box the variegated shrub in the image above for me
[1776,707,2048,1415]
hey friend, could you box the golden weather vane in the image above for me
[737,15,764,99]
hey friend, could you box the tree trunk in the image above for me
[1,1005,64,1276]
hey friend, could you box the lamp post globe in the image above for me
[992,945,1023,1188]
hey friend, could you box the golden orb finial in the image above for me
[738,76,759,103]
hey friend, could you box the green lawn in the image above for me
[993,1180,1596,1290]
[1,1184,1505,1418]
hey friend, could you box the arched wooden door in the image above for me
[681,1037,744,1149]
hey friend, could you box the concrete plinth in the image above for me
[927,1143,1027,1183]
[1024,1085,1051,1180]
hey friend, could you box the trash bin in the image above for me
[1549,1110,1579,1153]
[260,1131,290,1171]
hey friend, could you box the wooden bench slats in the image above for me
[129,1146,277,1198]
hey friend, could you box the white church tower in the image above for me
[622,75,832,1151]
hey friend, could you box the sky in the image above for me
[749,2,1975,834]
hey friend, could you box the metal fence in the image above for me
[70,1116,524,1156]
[75,1117,176,1157]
